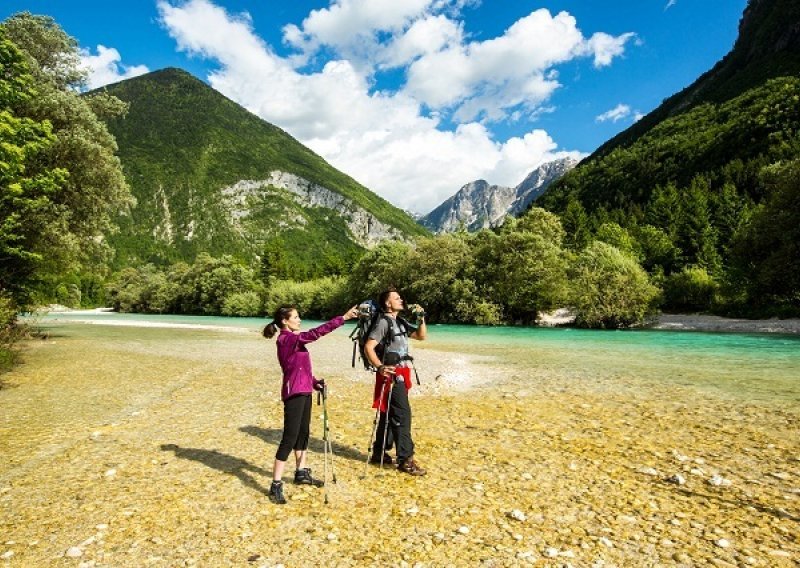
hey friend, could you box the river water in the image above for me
[36,311,800,405]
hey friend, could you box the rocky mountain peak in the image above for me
[420,158,577,233]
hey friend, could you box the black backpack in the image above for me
[350,300,412,370]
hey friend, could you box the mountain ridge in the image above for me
[421,157,577,233]
[95,67,427,273]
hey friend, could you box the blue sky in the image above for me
[1,0,748,213]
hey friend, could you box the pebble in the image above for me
[665,474,686,485]
[714,538,730,548]
[770,472,790,481]
[598,537,614,548]
[457,526,470,535]
[66,547,83,558]
[508,509,526,522]
[104,468,117,478]
[708,475,731,487]
[406,506,419,515]
[638,467,659,476]
[544,547,559,558]
[326,533,337,541]
[1,551,13,560]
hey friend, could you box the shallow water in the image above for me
[35,312,800,404]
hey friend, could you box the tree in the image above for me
[475,208,569,322]
[1,13,133,305]
[560,195,591,251]
[346,241,413,301]
[595,222,641,260]
[407,234,474,321]
[0,30,68,308]
[729,159,800,313]
[676,176,720,272]
[568,241,659,328]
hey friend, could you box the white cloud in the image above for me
[157,0,623,213]
[378,15,463,68]
[398,9,634,122]
[584,32,636,67]
[665,0,677,10]
[596,103,633,123]
[283,0,433,63]
[80,45,149,90]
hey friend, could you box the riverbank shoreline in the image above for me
[43,305,800,335]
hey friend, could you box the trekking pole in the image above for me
[407,356,421,386]
[362,376,389,478]
[322,383,336,485]
[379,377,395,471]
[317,388,328,503]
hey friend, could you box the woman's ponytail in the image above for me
[262,321,280,339]
[263,305,295,339]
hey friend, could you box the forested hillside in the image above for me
[538,0,800,315]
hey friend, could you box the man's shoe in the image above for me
[369,452,394,465]
[397,458,426,476]
[294,467,324,487]
[269,480,287,504]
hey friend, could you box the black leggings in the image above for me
[276,394,312,462]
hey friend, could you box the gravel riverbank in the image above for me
[0,322,797,567]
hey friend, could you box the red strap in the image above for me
[371,367,411,411]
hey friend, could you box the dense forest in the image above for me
[537,0,800,317]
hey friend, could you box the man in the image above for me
[364,287,427,475]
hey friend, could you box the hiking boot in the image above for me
[369,452,394,465]
[397,458,426,476]
[294,467,324,487]
[269,480,287,504]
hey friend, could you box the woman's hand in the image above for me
[343,305,359,321]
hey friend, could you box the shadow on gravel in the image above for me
[239,425,368,463]
[673,486,800,522]
[160,443,271,496]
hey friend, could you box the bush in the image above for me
[569,242,660,329]
[221,291,262,317]
[663,266,719,312]
[263,277,347,319]
[0,291,21,376]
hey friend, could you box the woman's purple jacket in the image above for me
[276,316,345,401]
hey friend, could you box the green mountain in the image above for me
[539,0,800,216]
[96,68,427,275]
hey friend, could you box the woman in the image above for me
[262,304,358,504]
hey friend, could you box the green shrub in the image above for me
[221,291,262,317]
[663,266,719,312]
[0,291,20,375]
[263,277,347,319]
[569,242,660,329]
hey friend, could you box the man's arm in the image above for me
[365,338,395,376]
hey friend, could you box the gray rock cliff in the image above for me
[420,157,578,233]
